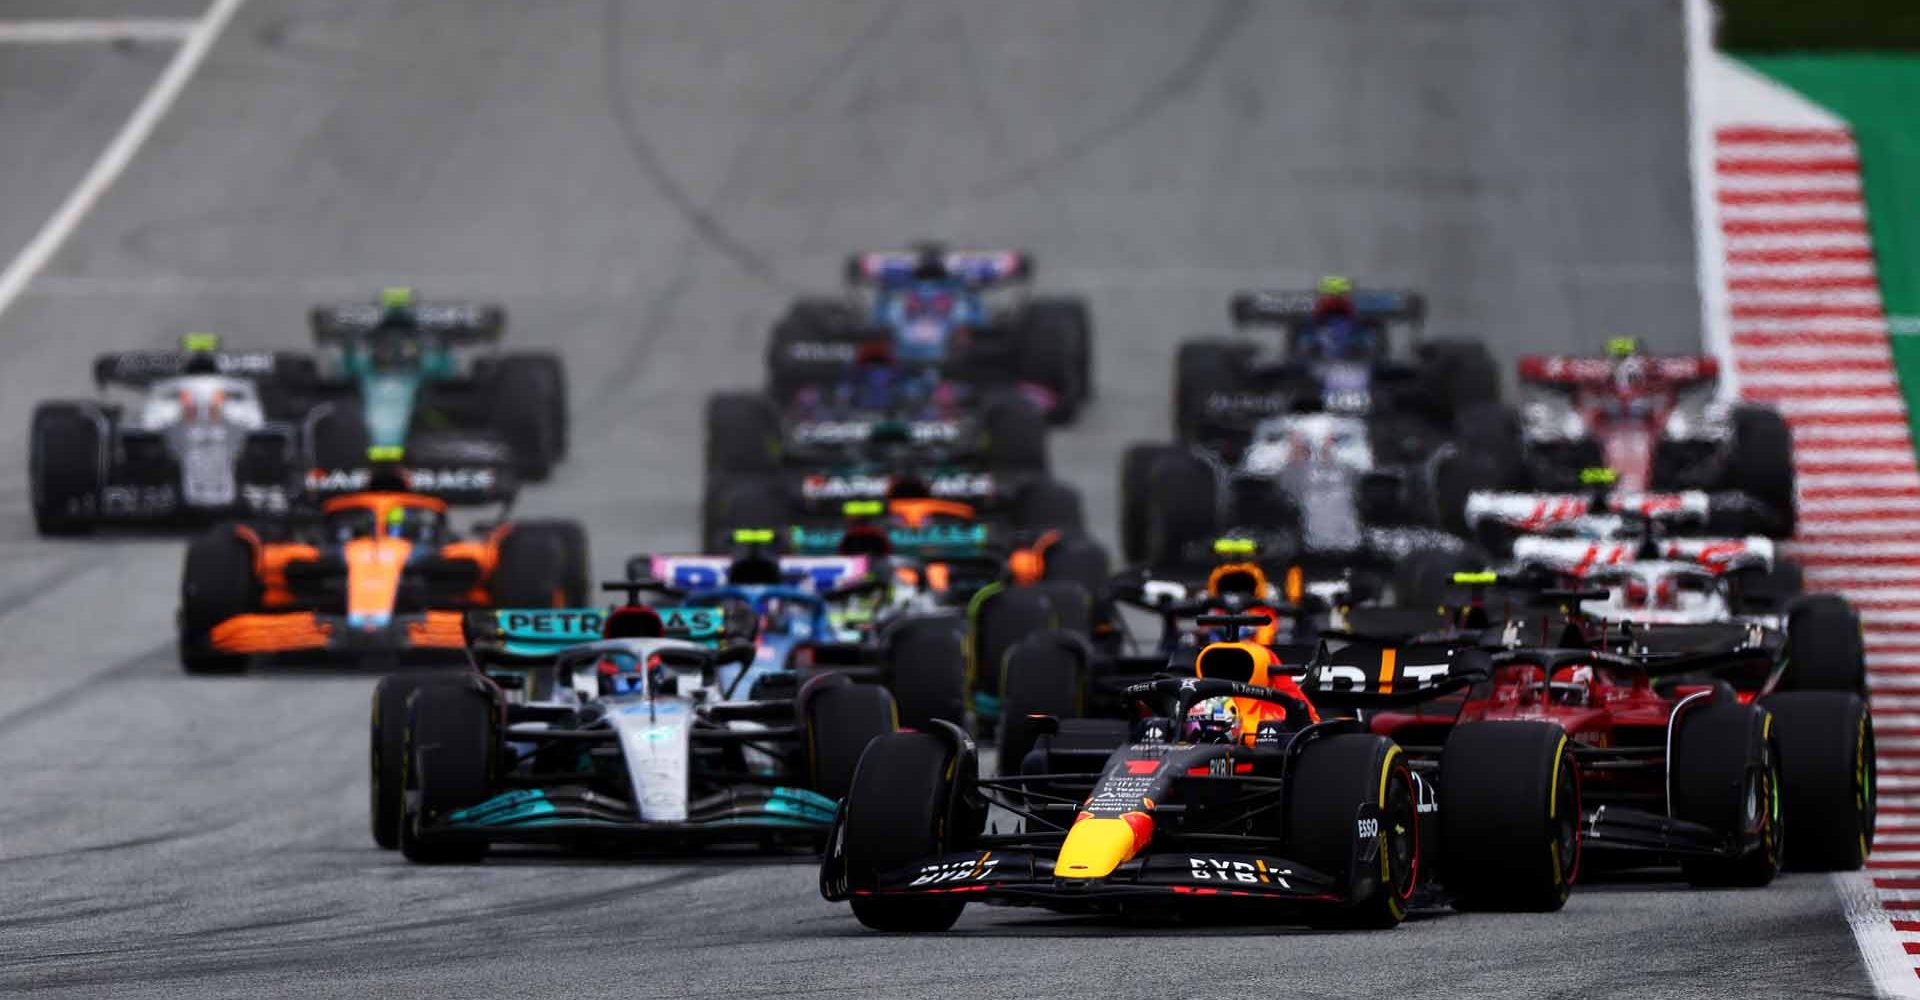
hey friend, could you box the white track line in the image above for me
[0,19,197,43]
[0,0,248,324]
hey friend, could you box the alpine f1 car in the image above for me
[1125,280,1506,564]
[767,244,1091,421]
[303,288,567,479]
[29,335,310,534]
[379,603,899,861]
[822,629,1580,931]
[1469,338,1796,535]
[175,466,587,673]
[703,356,1082,551]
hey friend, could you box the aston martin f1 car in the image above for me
[175,468,586,673]
[703,356,1083,551]
[822,631,1579,931]
[380,604,899,861]
[302,288,567,479]
[1473,338,1796,535]
[1362,574,1874,881]
[767,244,1091,422]
[29,336,309,534]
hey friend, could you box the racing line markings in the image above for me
[0,0,248,326]
[0,20,197,44]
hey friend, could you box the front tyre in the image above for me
[1287,734,1419,929]
[1439,721,1580,911]
[399,679,497,864]
[842,732,967,932]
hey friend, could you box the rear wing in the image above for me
[1464,490,1718,534]
[1510,535,1775,575]
[92,350,292,387]
[301,462,516,506]
[786,521,992,559]
[845,249,1030,287]
[1294,639,1483,710]
[640,554,873,594]
[464,607,607,662]
[1229,288,1426,327]
[309,302,505,344]
[1516,354,1717,389]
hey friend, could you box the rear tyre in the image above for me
[1174,340,1249,441]
[1419,338,1503,423]
[702,479,792,552]
[492,524,573,608]
[1672,698,1781,887]
[178,528,257,674]
[1120,443,1176,564]
[487,356,561,481]
[371,672,434,849]
[805,682,898,800]
[969,585,1057,703]
[1762,691,1875,871]
[29,402,105,536]
[886,621,967,733]
[1439,721,1580,912]
[1013,478,1084,533]
[1144,450,1217,567]
[1783,594,1866,693]
[1287,734,1418,930]
[705,392,782,477]
[306,403,371,468]
[983,396,1049,472]
[842,732,967,932]
[1727,404,1797,537]
[1015,298,1090,423]
[399,680,496,864]
[1040,538,1110,614]
[767,300,860,400]
[509,519,591,604]
[996,633,1085,777]
[1393,548,1467,612]
[1437,403,1523,535]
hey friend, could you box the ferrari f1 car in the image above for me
[378,603,899,861]
[822,631,1581,931]
[302,288,567,479]
[1465,338,1796,536]
[767,244,1091,422]
[175,467,587,673]
[704,355,1083,550]
[29,335,310,534]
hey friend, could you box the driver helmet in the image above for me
[181,332,221,374]
[378,286,418,325]
[1307,275,1375,361]
[911,244,949,281]
[1184,696,1240,744]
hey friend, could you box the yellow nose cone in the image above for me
[1054,818,1141,880]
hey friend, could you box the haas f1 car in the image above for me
[303,288,567,480]
[767,245,1092,422]
[824,625,1582,931]
[374,604,900,860]
[176,468,587,673]
[30,336,310,535]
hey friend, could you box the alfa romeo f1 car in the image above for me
[302,288,567,480]
[29,335,309,534]
[379,604,899,861]
[822,627,1580,931]
[176,468,587,673]
[1470,338,1796,536]
[704,355,1083,551]
[766,245,1091,422]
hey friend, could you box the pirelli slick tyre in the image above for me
[1144,450,1218,567]
[969,584,1056,703]
[1418,338,1503,424]
[843,732,967,932]
[702,480,792,553]
[885,621,967,734]
[29,402,105,536]
[1174,340,1250,441]
[805,681,898,801]
[1762,691,1875,871]
[371,672,434,849]
[178,528,258,675]
[1728,404,1797,537]
[1439,721,1580,912]
[996,632,1085,778]
[486,355,561,481]
[983,397,1049,472]
[491,524,572,609]
[1783,594,1866,694]
[1287,734,1419,930]
[1012,479,1084,533]
[306,403,371,469]
[1120,443,1177,564]
[705,392,782,477]
[1015,298,1090,423]
[399,679,496,864]
[508,518,590,605]
[767,300,860,399]
[1672,698,1781,888]
[1039,535,1110,608]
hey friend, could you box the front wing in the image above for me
[425,786,838,845]
[835,848,1347,911]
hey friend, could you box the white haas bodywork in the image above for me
[136,375,267,508]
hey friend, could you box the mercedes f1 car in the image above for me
[380,603,899,861]
[704,356,1083,551]
[1469,338,1796,536]
[767,244,1091,422]
[29,335,309,534]
[822,629,1580,931]
[175,466,587,673]
[302,288,567,480]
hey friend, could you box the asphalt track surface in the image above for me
[0,2,1871,997]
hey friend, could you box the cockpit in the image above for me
[320,494,449,544]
